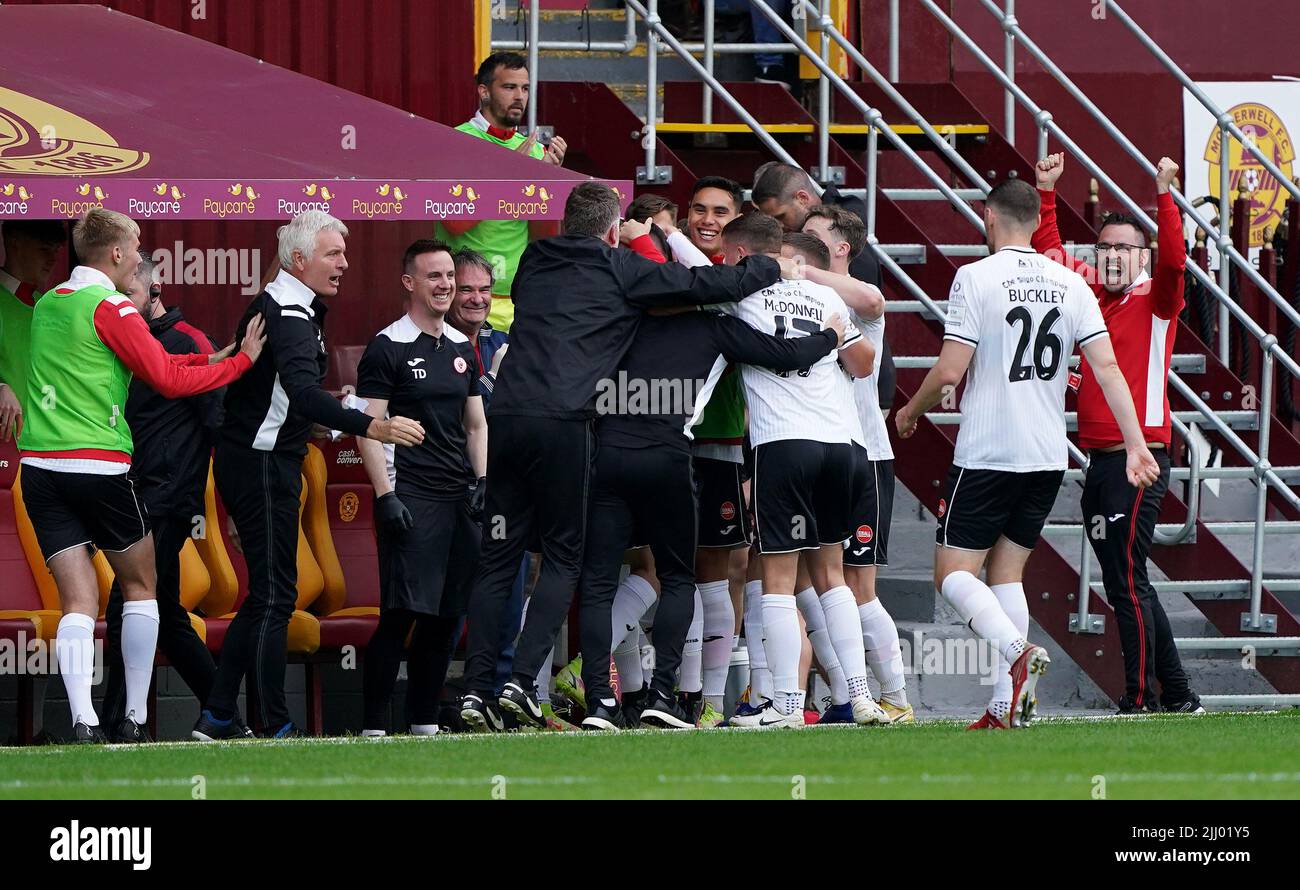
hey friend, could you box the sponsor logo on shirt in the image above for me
[453,356,468,374]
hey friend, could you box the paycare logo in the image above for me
[49,821,151,871]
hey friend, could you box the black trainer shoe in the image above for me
[498,681,546,729]
[72,721,107,744]
[639,687,696,730]
[581,696,627,732]
[678,690,704,725]
[192,709,250,741]
[112,712,152,743]
[621,686,647,728]
[1164,695,1206,714]
[1116,696,1160,715]
[460,692,505,733]
[268,722,303,739]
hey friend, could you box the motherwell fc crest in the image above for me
[1204,102,1295,248]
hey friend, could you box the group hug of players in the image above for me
[1,150,1201,743]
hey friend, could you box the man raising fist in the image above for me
[1032,151,1203,716]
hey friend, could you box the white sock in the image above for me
[699,580,734,703]
[536,646,555,704]
[989,582,1029,706]
[819,586,871,701]
[859,598,907,704]
[410,723,440,736]
[55,613,98,727]
[613,634,643,692]
[761,594,802,716]
[678,588,705,693]
[743,580,773,701]
[795,587,849,705]
[941,571,1027,664]
[610,573,658,650]
[121,600,160,723]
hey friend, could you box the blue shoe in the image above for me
[721,699,766,727]
[192,709,244,742]
[815,702,855,725]
[271,721,303,739]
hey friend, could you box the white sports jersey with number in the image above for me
[729,278,865,447]
[944,246,1107,471]
[852,311,893,461]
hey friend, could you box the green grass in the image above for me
[2,712,1297,800]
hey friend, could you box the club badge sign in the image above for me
[1183,82,1298,254]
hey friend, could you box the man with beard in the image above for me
[1033,153,1202,715]
[436,52,568,333]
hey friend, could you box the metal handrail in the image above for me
[748,0,986,234]
[623,0,806,185]
[494,3,637,53]
[1107,0,1300,205]
[976,0,1300,365]
[792,0,991,194]
[919,0,1300,390]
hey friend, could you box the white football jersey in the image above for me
[852,310,893,461]
[944,246,1107,471]
[729,279,865,447]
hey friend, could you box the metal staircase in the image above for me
[494,0,1300,708]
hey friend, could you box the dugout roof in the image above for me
[0,4,627,222]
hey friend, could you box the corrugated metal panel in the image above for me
[8,0,479,345]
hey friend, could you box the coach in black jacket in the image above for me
[193,212,424,740]
[460,182,792,731]
[101,259,228,737]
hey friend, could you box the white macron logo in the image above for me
[49,820,151,871]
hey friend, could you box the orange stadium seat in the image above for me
[0,444,59,642]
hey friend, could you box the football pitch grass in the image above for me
[2,711,1296,800]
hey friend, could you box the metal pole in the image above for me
[1003,0,1015,146]
[1036,110,1050,161]
[527,0,539,135]
[817,0,831,183]
[645,0,659,180]
[888,0,899,82]
[866,124,879,237]
[1076,524,1092,634]
[750,0,985,233]
[795,0,990,192]
[1108,1,1300,204]
[1218,122,1232,365]
[625,0,807,172]
[976,0,1300,336]
[1249,340,1276,629]
[702,0,715,125]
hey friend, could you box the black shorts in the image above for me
[752,440,855,554]
[693,456,749,549]
[844,449,894,567]
[19,464,150,563]
[935,465,1064,551]
[376,491,480,617]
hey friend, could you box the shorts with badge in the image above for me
[844,447,894,567]
[934,464,1064,551]
[752,439,855,554]
[693,456,750,549]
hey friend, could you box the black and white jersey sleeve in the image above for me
[357,315,479,500]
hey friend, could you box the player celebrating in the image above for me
[1033,153,1202,714]
[801,207,912,723]
[894,180,1159,729]
[718,213,881,729]
[357,240,488,737]
[19,209,263,742]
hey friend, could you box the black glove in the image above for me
[375,491,414,534]
[468,476,487,522]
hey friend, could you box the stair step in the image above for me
[924,410,1258,431]
[1091,579,1300,597]
[1174,637,1300,654]
[1044,520,1300,537]
[1197,694,1300,707]
[656,121,989,136]
[895,354,1206,373]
